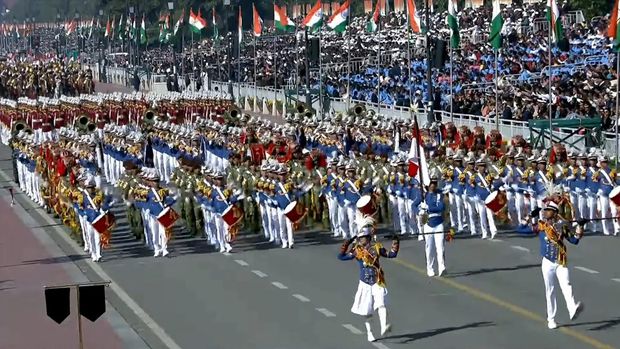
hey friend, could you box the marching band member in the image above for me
[518,202,584,329]
[585,151,601,233]
[406,175,423,239]
[145,172,177,257]
[335,159,348,238]
[513,152,529,223]
[256,164,272,241]
[323,159,341,237]
[564,152,580,220]
[211,171,240,253]
[81,177,113,262]
[275,166,297,249]
[474,157,498,239]
[449,152,466,233]
[463,155,478,235]
[596,155,617,236]
[338,216,399,342]
[344,162,372,239]
[419,174,446,277]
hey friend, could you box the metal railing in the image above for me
[212,81,617,152]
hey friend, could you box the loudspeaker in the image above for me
[432,39,448,69]
[308,38,319,63]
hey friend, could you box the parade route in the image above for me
[1,143,619,349]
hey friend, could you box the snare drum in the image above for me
[283,201,307,224]
[356,195,377,217]
[157,207,180,228]
[485,190,507,213]
[92,211,116,234]
[222,205,244,227]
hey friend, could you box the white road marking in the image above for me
[251,270,268,278]
[222,252,232,257]
[490,239,504,242]
[342,324,363,335]
[611,278,620,283]
[292,294,311,302]
[372,342,391,349]
[271,282,288,289]
[234,259,249,266]
[510,245,530,252]
[316,308,336,317]
[574,266,599,274]
[0,169,183,349]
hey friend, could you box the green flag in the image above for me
[488,0,503,50]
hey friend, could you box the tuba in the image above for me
[295,103,314,118]
[349,104,366,117]
[144,109,156,123]
[228,105,241,119]
[78,114,89,128]
[12,120,28,135]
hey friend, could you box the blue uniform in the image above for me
[338,243,398,285]
[517,220,579,265]
[424,191,445,227]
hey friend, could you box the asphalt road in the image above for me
[1,142,619,349]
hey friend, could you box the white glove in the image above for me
[419,202,429,211]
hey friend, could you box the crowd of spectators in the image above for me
[4,2,617,128]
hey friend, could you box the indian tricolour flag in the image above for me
[274,4,294,32]
[302,0,323,33]
[189,8,206,33]
[104,17,111,38]
[406,0,421,33]
[327,0,350,33]
[546,0,563,42]
[212,8,219,40]
[447,0,459,48]
[140,15,147,45]
[367,0,383,33]
[253,3,263,37]
[173,9,184,36]
[238,6,243,45]
[488,0,503,50]
[608,0,620,51]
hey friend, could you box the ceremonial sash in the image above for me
[477,173,489,189]
[515,167,524,177]
[347,179,360,193]
[600,169,613,186]
[538,170,550,185]
[278,182,291,201]
[214,186,229,205]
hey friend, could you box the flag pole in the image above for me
[449,41,453,123]
[616,51,620,172]
[318,23,324,119]
[376,5,382,119]
[191,27,195,77]
[494,48,499,130]
[294,1,300,105]
[273,3,278,113]
[406,3,413,121]
[254,33,258,110]
[237,6,241,101]
[273,33,277,112]
[346,3,351,111]
[548,13,553,148]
